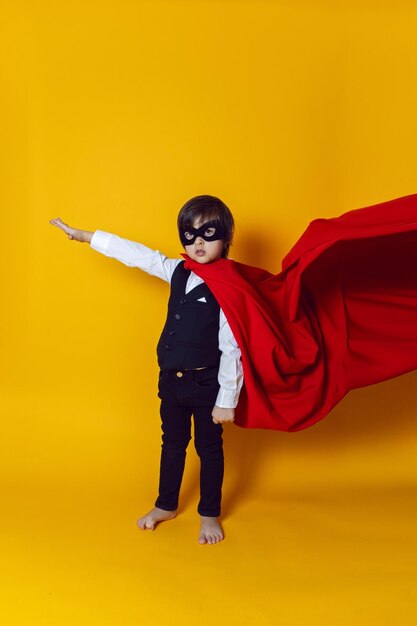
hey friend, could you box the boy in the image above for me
[50,195,243,545]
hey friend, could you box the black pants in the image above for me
[154,366,224,517]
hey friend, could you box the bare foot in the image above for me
[199,516,224,545]
[136,507,177,530]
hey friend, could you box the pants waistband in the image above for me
[160,366,218,379]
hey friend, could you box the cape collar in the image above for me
[181,253,227,276]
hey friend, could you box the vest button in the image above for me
[176,371,183,378]
[174,313,181,320]
[165,344,171,350]
[179,299,186,304]
[169,329,176,335]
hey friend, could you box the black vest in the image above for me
[157,262,221,370]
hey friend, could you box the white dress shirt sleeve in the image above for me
[90,230,181,282]
[215,309,244,409]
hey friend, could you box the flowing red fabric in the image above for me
[182,193,417,432]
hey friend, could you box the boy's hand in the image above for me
[49,217,93,243]
[212,405,235,424]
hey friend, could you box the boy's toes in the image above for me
[137,517,153,530]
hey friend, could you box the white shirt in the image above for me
[90,231,244,409]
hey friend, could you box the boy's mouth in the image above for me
[196,250,205,257]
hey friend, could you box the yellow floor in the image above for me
[2,482,417,625]
[2,378,417,626]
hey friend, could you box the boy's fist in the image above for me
[212,405,235,424]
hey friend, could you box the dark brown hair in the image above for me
[177,195,234,258]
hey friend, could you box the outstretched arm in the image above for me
[49,217,94,243]
[49,218,181,282]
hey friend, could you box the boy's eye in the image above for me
[204,227,216,237]
[184,231,194,240]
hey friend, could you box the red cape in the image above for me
[182,193,417,432]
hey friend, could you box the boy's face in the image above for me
[183,217,224,264]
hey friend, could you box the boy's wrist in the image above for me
[79,230,93,243]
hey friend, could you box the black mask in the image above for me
[179,219,225,246]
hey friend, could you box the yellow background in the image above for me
[1,0,417,624]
